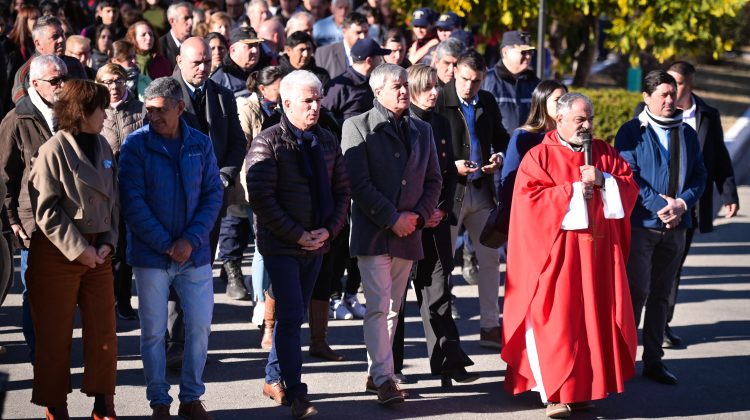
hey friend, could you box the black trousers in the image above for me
[667,227,696,323]
[112,217,132,306]
[392,223,473,375]
[627,227,686,366]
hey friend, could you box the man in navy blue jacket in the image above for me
[615,70,706,387]
[119,77,223,419]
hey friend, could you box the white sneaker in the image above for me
[344,294,366,319]
[251,301,265,327]
[331,299,354,320]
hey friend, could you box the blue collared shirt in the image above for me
[458,93,482,180]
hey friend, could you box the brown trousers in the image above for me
[26,231,117,407]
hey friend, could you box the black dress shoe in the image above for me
[643,362,678,385]
[441,367,480,388]
[663,325,683,348]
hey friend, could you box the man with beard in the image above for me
[615,70,707,386]
[503,93,640,418]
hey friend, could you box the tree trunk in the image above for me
[572,15,599,87]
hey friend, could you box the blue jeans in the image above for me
[134,261,214,407]
[251,247,269,301]
[264,254,322,399]
[20,249,35,362]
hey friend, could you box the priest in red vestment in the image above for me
[501,93,640,419]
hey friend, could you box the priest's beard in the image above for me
[560,129,591,146]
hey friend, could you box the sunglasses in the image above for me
[39,75,68,86]
[100,78,126,86]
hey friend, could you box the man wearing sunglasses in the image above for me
[0,54,68,364]
[10,16,87,106]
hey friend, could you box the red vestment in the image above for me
[501,130,639,403]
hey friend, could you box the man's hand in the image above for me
[297,230,325,251]
[11,224,29,241]
[391,212,418,237]
[481,153,504,174]
[580,165,603,200]
[455,160,479,177]
[97,244,113,260]
[167,238,193,264]
[76,245,104,268]
[425,209,446,228]
[657,194,687,225]
[723,202,739,219]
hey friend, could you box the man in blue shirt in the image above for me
[615,70,707,387]
[119,77,223,419]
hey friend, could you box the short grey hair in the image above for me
[434,38,466,62]
[167,2,193,21]
[29,54,67,81]
[247,0,269,12]
[279,70,322,107]
[144,77,184,103]
[31,16,62,41]
[331,0,352,8]
[285,11,313,35]
[369,63,406,92]
[556,92,593,117]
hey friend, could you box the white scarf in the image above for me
[27,86,56,133]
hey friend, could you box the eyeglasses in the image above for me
[519,49,535,56]
[100,78,125,86]
[38,75,68,86]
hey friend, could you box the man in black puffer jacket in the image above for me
[246,69,350,418]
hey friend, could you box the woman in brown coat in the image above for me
[26,79,118,419]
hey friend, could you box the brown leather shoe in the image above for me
[45,406,70,420]
[365,376,378,394]
[263,381,289,406]
[177,401,212,420]
[479,326,502,349]
[290,395,318,419]
[261,291,275,350]
[150,405,170,420]
[376,380,405,405]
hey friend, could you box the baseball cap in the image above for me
[350,38,391,61]
[436,12,459,30]
[411,7,435,27]
[501,30,534,51]
[229,26,263,46]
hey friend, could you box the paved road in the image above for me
[2,188,750,419]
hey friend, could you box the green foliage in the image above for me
[573,88,643,142]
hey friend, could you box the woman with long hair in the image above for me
[90,24,114,72]
[7,3,40,61]
[236,66,283,349]
[27,78,118,420]
[205,32,228,75]
[498,80,567,230]
[125,19,171,79]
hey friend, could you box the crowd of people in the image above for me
[0,0,741,419]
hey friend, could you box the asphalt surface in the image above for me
[1,187,749,419]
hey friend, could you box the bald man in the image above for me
[258,18,287,61]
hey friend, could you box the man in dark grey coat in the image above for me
[341,63,442,405]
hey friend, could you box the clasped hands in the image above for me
[76,244,113,268]
[580,165,604,200]
[297,228,330,251]
[391,211,420,237]
[657,195,686,229]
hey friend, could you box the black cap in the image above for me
[436,12,459,30]
[411,7,435,27]
[500,30,534,50]
[229,26,263,46]
[350,38,391,61]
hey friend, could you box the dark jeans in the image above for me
[627,227,686,366]
[264,254,323,399]
[217,214,252,262]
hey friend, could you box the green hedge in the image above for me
[572,88,643,143]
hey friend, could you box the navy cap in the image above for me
[350,38,391,61]
[436,12,459,30]
[450,29,474,48]
[501,30,534,50]
[411,7,435,27]
[229,26,263,46]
